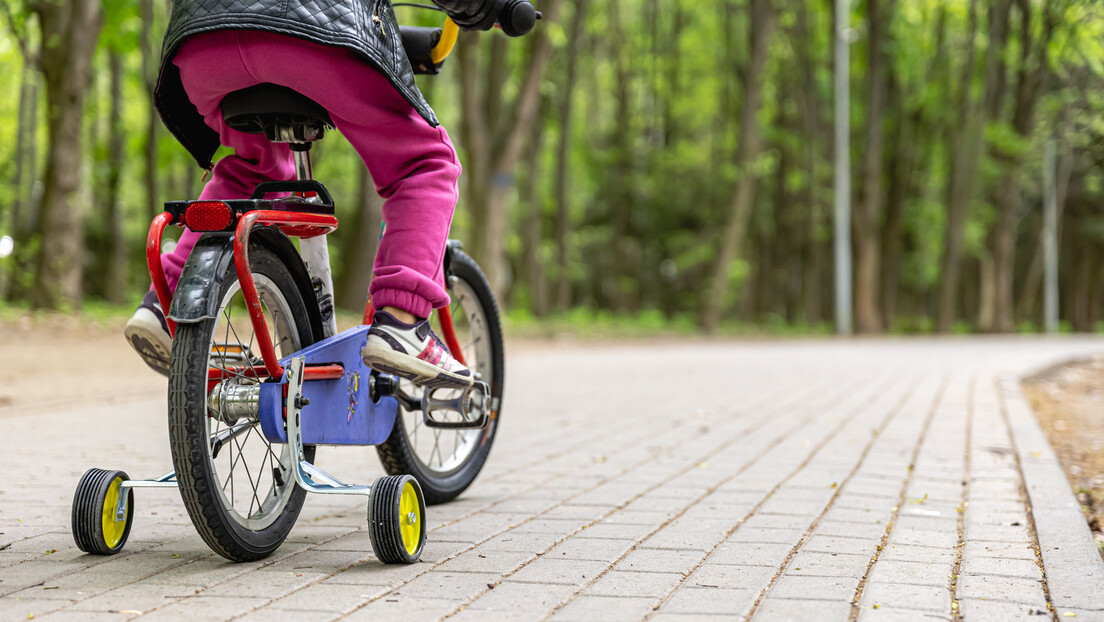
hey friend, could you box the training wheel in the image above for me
[72,468,134,555]
[368,474,426,564]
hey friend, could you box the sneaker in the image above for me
[361,311,473,389]
[124,291,172,377]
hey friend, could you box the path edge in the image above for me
[998,373,1104,614]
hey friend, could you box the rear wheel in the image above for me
[169,243,317,562]
[376,250,504,505]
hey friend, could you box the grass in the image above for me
[1,298,1093,341]
[503,307,834,340]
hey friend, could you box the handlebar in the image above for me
[496,0,540,37]
[430,18,460,64]
[397,1,540,71]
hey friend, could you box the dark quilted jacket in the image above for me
[155,0,497,169]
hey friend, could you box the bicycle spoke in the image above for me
[236,427,263,518]
[430,428,443,468]
[226,314,260,381]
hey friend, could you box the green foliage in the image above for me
[2,0,1104,333]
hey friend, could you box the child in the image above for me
[125,0,513,389]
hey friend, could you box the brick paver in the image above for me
[3,338,1104,620]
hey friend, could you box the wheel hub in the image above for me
[207,380,262,426]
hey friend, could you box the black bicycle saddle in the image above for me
[221,83,333,142]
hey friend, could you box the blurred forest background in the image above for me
[1,0,1104,334]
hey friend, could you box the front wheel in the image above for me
[376,249,504,505]
[169,241,318,562]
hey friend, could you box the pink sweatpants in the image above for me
[162,30,462,319]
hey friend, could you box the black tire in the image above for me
[376,250,504,505]
[72,468,133,555]
[169,243,318,562]
[368,475,426,564]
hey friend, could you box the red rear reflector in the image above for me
[185,201,233,231]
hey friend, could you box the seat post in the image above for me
[291,143,313,182]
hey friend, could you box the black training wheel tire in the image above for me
[368,475,426,564]
[72,468,134,555]
[169,242,318,562]
[376,250,505,505]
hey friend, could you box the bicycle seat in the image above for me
[221,83,333,143]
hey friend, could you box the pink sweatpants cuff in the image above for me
[371,288,435,320]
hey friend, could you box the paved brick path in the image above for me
[3,337,1104,621]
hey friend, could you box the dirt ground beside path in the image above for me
[0,314,166,417]
[1023,355,1104,560]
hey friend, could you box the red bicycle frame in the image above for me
[146,204,466,382]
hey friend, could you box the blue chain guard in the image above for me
[259,325,399,446]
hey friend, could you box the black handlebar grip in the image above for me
[498,0,538,37]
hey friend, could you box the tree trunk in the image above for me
[30,0,104,308]
[553,0,586,311]
[608,0,634,313]
[141,0,161,221]
[935,0,990,332]
[794,1,822,326]
[881,83,914,329]
[700,0,774,332]
[853,0,892,333]
[104,47,127,303]
[456,0,563,300]
[3,44,36,301]
[1016,127,1072,323]
[979,0,1058,332]
[335,166,384,312]
[520,102,548,315]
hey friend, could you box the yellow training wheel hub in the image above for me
[400,481,422,555]
[100,477,128,549]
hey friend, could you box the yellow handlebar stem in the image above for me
[430,18,460,65]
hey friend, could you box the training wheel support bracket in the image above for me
[285,356,374,497]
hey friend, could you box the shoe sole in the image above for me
[361,342,474,390]
[124,311,171,377]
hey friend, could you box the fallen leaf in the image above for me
[171,554,180,559]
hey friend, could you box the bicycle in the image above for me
[70,1,539,565]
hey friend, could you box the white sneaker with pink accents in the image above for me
[361,311,473,389]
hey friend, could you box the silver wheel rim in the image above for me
[400,277,493,475]
[204,276,300,531]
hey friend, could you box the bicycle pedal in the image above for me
[422,381,491,429]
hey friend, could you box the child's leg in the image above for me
[161,140,295,292]
[223,30,463,320]
[127,31,295,376]
[160,33,297,292]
